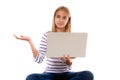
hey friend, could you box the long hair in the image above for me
[51,6,71,32]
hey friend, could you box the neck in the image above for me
[56,28,65,32]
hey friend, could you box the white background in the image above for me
[0,0,120,80]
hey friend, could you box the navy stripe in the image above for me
[42,36,46,41]
[41,40,47,43]
[35,54,39,62]
[37,56,44,63]
[40,44,47,46]
[47,63,66,66]
[38,50,46,53]
[40,47,47,49]
[44,33,47,37]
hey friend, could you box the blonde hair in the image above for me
[51,6,71,32]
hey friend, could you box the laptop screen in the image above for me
[46,32,88,58]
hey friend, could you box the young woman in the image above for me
[14,6,94,80]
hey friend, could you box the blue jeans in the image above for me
[26,71,94,80]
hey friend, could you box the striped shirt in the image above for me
[35,32,71,73]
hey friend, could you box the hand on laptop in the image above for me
[60,55,75,66]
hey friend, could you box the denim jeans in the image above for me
[26,70,94,80]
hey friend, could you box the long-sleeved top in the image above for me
[34,32,71,73]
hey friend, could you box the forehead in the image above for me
[55,10,68,16]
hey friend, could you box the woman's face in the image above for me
[55,10,69,31]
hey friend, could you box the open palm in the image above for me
[13,34,31,41]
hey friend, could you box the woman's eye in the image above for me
[63,16,67,20]
[56,15,60,18]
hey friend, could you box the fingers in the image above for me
[62,54,72,66]
[60,54,70,60]
[64,54,70,60]
[13,34,19,39]
[63,55,75,59]
[13,34,24,40]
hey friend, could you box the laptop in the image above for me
[46,32,88,58]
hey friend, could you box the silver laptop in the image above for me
[46,32,88,58]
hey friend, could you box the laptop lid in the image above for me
[46,32,88,58]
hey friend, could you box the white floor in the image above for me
[0,0,120,80]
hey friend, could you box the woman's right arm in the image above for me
[28,38,38,58]
[13,34,38,58]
